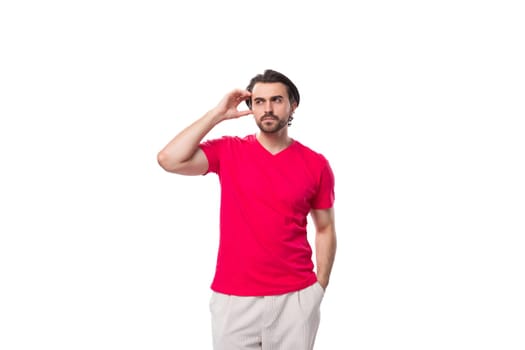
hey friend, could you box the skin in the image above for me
[157,82,337,290]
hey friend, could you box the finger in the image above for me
[233,93,251,107]
[236,109,252,117]
[235,90,251,100]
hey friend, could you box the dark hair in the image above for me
[245,69,300,109]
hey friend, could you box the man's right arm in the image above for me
[157,89,252,176]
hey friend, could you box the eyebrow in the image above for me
[253,95,284,102]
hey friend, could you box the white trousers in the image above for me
[210,282,325,350]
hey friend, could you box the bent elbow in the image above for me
[157,150,177,172]
[157,148,207,175]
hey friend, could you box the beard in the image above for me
[256,114,290,134]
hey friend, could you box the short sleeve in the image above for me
[311,160,335,209]
[199,137,226,174]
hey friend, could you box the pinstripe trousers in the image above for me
[209,282,324,350]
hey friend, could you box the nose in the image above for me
[264,100,273,113]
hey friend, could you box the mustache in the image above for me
[261,113,277,119]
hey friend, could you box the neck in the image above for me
[256,131,292,154]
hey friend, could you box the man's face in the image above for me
[250,82,296,134]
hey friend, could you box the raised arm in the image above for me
[157,89,252,175]
[310,207,337,290]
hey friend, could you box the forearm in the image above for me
[157,109,221,171]
[315,227,337,289]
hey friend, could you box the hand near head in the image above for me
[213,89,252,121]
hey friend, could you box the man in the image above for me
[157,69,337,350]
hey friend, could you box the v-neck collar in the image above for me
[250,134,295,157]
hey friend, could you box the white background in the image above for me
[1,1,524,349]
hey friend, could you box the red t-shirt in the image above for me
[200,134,335,296]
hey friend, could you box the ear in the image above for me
[291,101,298,113]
